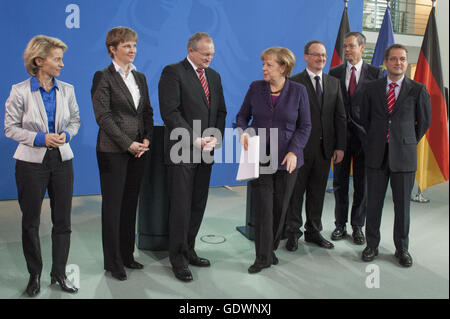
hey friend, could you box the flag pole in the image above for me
[411,186,430,203]
[411,0,435,204]
[327,0,349,194]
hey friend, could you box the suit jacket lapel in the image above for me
[108,64,136,112]
[54,81,64,133]
[339,65,348,102]
[392,77,412,116]
[183,59,209,109]
[321,73,329,111]
[379,77,390,116]
[301,70,320,111]
[353,62,367,97]
[132,70,145,110]
[274,78,290,108]
[260,80,272,110]
[32,89,49,132]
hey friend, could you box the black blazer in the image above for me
[91,64,154,153]
[329,62,382,139]
[361,76,431,172]
[291,70,346,159]
[158,58,227,165]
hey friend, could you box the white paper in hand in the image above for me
[236,135,260,181]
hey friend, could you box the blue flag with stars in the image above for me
[371,6,395,75]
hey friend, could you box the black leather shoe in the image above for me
[189,256,210,267]
[305,233,334,249]
[248,263,271,274]
[111,271,127,281]
[352,226,366,245]
[395,250,413,267]
[26,274,40,297]
[331,226,347,241]
[285,236,298,251]
[173,267,193,282]
[352,226,365,245]
[50,274,78,293]
[362,246,379,262]
[124,261,144,269]
[272,253,279,265]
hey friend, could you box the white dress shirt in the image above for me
[387,75,405,100]
[306,68,323,92]
[187,56,208,83]
[112,60,140,109]
[345,59,363,89]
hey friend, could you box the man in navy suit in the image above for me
[329,32,382,245]
[285,41,347,251]
[159,32,227,282]
[360,44,431,267]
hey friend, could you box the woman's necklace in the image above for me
[270,88,283,94]
[270,81,285,95]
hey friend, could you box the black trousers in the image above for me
[365,145,414,251]
[97,151,146,273]
[167,164,212,269]
[250,169,298,266]
[286,142,331,237]
[333,131,366,228]
[15,149,73,277]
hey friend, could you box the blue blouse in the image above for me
[31,77,70,146]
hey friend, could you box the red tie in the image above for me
[386,82,397,141]
[196,68,210,104]
[348,66,357,98]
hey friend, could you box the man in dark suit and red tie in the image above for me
[158,32,227,282]
[360,44,431,267]
[329,32,382,245]
[285,40,347,251]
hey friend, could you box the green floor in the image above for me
[0,181,448,299]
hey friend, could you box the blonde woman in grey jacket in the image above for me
[4,35,80,297]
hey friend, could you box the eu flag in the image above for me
[371,6,395,75]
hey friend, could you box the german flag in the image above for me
[415,6,449,190]
[330,5,350,68]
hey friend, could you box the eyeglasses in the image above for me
[195,50,214,58]
[307,53,328,58]
[388,57,407,63]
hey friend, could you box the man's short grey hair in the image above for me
[187,32,213,51]
[345,32,366,46]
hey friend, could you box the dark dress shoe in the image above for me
[173,267,193,282]
[50,274,78,293]
[248,263,271,274]
[285,236,298,251]
[124,261,144,269]
[305,233,334,249]
[111,271,127,281]
[331,226,347,241]
[395,250,413,267]
[352,227,365,245]
[26,274,40,297]
[272,253,279,265]
[189,256,210,267]
[362,246,379,262]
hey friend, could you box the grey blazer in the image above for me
[4,78,81,163]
